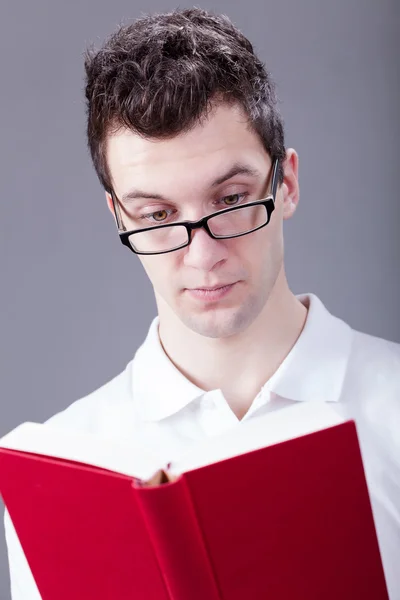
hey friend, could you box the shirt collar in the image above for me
[132,318,205,421]
[132,293,354,421]
[265,293,353,403]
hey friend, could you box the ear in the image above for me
[105,191,115,216]
[280,149,299,220]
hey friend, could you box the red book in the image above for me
[0,403,389,599]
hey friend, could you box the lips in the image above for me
[184,282,237,302]
[187,283,235,291]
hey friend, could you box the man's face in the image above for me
[106,103,297,339]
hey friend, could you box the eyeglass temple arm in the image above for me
[271,158,279,202]
[109,190,126,232]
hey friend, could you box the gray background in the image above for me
[0,0,399,596]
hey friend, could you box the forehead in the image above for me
[106,103,269,195]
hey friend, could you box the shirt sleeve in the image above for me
[3,509,42,600]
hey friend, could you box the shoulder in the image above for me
[44,359,137,437]
[344,329,400,462]
[346,328,400,410]
[38,317,159,438]
[349,329,400,385]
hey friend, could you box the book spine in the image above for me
[134,476,221,600]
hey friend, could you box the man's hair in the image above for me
[84,7,286,192]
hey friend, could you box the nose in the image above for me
[182,227,229,271]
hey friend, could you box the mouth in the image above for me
[184,282,238,302]
[190,284,234,291]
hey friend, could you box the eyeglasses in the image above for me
[110,158,279,256]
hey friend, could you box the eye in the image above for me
[151,210,168,222]
[141,209,175,224]
[220,193,247,207]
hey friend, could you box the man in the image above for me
[4,7,400,599]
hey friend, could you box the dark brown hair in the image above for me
[84,8,286,192]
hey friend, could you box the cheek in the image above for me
[243,224,279,257]
[139,256,177,292]
[241,225,283,276]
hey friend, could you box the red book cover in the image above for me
[0,420,389,599]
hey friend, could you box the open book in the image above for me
[0,402,389,600]
[1,402,344,482]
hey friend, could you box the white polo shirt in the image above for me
[4,294,400,599]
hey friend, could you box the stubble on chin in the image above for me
[178,290,265,339]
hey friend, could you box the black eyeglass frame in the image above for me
[109,158,279,256]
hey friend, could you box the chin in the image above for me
[179,296,263,339]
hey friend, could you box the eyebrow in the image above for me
[120,162,261,203]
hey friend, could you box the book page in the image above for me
[0,423,164,482]
[170,402,345,476]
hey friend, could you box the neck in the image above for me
[157,269,308,419]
